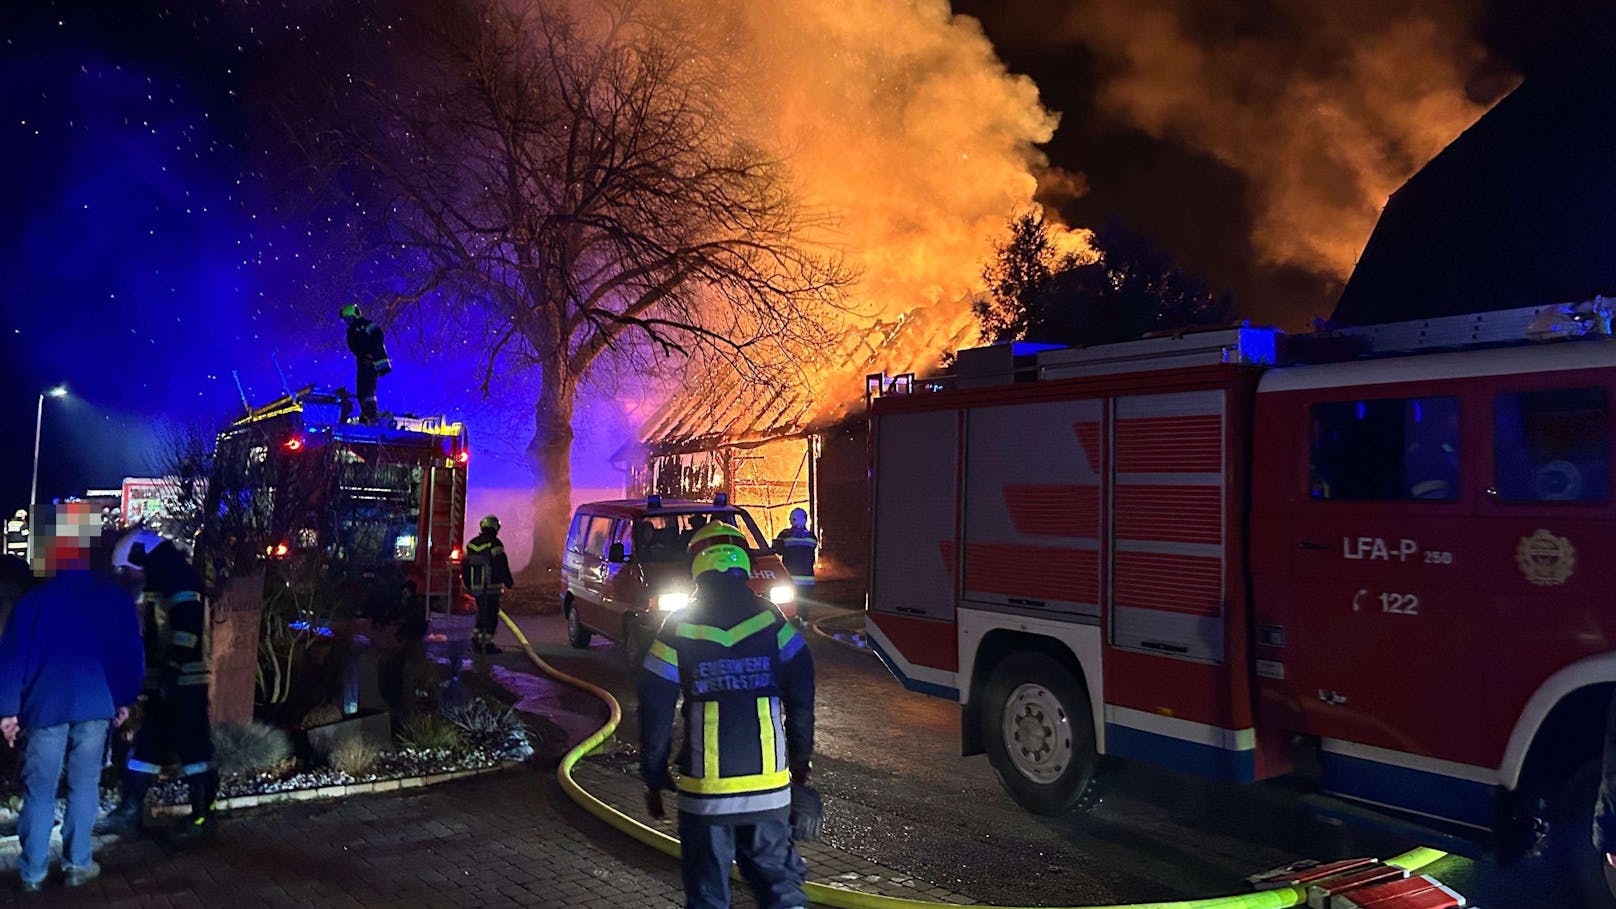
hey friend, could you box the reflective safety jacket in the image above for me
[346,316,388,363]
[638,573,815,823]
[772,527,818,579]
[142,542,210,690]
[462,532,514,594]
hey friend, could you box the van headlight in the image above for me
[769,585,795,606]
[655,591,690,612]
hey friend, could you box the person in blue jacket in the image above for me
[639,521,815,909]
[0,559,145,892]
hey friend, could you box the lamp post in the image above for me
[26,385,68,566]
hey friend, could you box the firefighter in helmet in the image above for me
[102,538,217,841]
[771,508,817,625]
[462,515,514,655]
[340,303,391,425]
[639,522,816,909]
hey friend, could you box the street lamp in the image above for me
[26,385,68,566]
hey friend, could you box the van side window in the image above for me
[583,516,614,557]
[1309,396,1461,501]
[1493,387,1610,502]
[565,513,586,552]
[612,519,634,558]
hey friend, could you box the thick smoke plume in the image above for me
[1062,0,1502,281]
[628,0,1087,319]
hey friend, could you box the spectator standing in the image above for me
[0,563,145,892]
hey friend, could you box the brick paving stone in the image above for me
[0,666,976,909]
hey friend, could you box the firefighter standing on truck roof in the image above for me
[101,539,217,841]
[463,515,514,655]
[340,303,390,425]
[639,522,815,909]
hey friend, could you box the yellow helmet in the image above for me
[688,521,750,579]
[689,521,745,551]
[479,514,500,532]
[691,543,750,579]
[340,303,361,320]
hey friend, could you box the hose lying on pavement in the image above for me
[498,611,1446,909]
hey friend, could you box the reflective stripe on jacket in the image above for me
[165,590,210,688]
[638,575,814,822]
[462,533,513,594]
[773,528,817,578]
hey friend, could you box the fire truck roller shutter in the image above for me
[981,650,1098,815]
[962,399,1103,618]
[871,409,959,624]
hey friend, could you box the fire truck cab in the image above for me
[867,301,1616,874]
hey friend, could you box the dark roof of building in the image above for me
[1333,77,1616,325]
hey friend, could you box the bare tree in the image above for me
[280,0,851,578]
[148,420,216,548]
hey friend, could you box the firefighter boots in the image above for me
[170,770,219,843]
[97,771,153,836]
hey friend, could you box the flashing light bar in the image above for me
[283,437,304,452]
[268,542,290,558]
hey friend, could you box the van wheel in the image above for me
[565,600,592,649]
[1547,760,1616,908]
[983,652,1097,816]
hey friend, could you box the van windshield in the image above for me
[630,510,769,563]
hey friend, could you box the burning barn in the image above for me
[622,307,975,580]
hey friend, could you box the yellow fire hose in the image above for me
[499,611,1445,909]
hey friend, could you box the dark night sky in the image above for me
[0,0,1608,519]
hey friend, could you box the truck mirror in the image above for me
[607,542,626,563]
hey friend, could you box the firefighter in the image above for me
[639,522,815,909]
[340,303,391,425]
[772,508,817,586]
[101,539,217,841]
[462,515,514,655]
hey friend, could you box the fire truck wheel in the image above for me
[1552,760,1616,908]
[565,599,592,649]
[983,652,1097,816]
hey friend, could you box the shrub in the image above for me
[444,698,533,761]
[398,713,465,752]
[302,703,343,728]
[212,721,294,776]
[329,739,380,777]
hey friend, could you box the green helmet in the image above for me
[479,514,500,532]
[340,303,361,320]
[691,543,750,579]
[688,521,750,579]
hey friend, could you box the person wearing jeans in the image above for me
[16,720,112,886]
[0,564,144,893]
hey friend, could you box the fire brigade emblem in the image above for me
[1515,529,1576,587]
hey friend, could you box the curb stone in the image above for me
[0,762,517,847]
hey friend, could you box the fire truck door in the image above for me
[1473,381,1615,766]
[1289,392,1485,767]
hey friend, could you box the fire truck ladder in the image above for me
[423,460,465,617]
[1320,296,1616,356]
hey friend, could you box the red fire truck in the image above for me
[203,386,471,616]
[867,301,1616,887]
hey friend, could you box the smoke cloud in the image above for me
[1060,0,1503,280]
[637,0,1086,317]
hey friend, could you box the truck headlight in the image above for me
[656,591,690,612]
[769,585,795,606]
